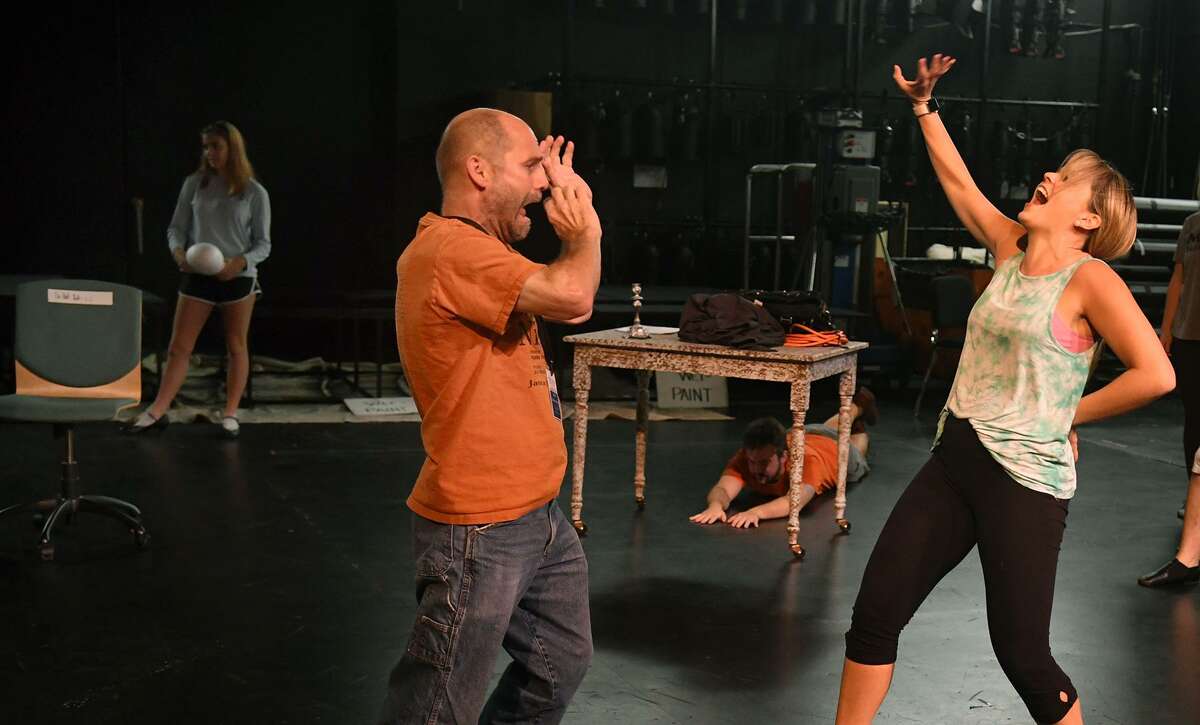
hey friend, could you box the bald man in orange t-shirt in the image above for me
[690,389,876,529]
[380,109,600,725]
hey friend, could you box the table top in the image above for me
[563,329,867,363]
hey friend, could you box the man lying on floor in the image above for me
[689,388,876,528]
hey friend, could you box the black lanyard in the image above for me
[443,215,554,368]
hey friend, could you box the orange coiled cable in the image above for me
[784,323,849,348]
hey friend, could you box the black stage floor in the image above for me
[1,393,1196,724]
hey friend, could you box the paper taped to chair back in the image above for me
[48,289,114,306]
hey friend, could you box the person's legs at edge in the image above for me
[480,504,593,723]
[837,427,979,724]
[1177,340,1200,567]
[219,294,256,419]
[149,295,214,419]
[379,505,565,724]
[1140,339,1200,585]
[1178,471,1200,567]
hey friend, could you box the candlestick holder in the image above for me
[628,282,649,338]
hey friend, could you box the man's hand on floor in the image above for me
[689,505,727,525]
[727,510,762,529]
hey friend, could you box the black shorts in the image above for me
[179,273,261,306]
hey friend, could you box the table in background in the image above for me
[563,329,867,558]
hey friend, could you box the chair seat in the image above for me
[0,395,137,423]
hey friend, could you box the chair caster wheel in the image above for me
[573,520,588,536]
[790,545,806,560]
[635,497,645,511]
[39,543,55,561]
[134,529,151,549]
[836,518,851,533]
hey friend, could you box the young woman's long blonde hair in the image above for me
[196,120,256,196]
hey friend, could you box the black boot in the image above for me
[1138,559,1200,589]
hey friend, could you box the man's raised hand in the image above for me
[542,135,592,200]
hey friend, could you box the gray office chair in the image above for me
[913,274,976,417]
[0,280,149,560]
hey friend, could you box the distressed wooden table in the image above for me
[563,329,867,559]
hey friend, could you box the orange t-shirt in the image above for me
[722,434,839,497]
[395,213,566,524]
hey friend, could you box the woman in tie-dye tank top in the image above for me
[836,55,1176,725]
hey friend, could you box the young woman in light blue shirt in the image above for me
[124,120,271,438]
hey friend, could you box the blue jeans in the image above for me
[379,502,592,724]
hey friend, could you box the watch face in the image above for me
[928,98,941,113]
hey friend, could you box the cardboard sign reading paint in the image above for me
[654,372,728,409]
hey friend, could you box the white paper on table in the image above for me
[614,325,679,334]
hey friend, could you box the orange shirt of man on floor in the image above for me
[723,436,839,498]
[690,415,870,529]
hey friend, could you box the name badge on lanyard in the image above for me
[547,367,562,421]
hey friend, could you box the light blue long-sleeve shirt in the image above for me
[167,173,271,278]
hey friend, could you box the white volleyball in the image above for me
[186,243,225,276]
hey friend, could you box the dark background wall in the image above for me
[4,0,1196,357]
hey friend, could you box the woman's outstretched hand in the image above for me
[893,54,956,103]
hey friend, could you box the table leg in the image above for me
[787,380,810,560]
[571,361,592,535]
[634,369,650,509]
[835,366,856,533]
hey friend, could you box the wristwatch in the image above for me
[913,97,940,118]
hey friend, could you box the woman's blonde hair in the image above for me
[1058,149,1136,261]
[196,120,256,196]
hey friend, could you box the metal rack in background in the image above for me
[742,162,815,290]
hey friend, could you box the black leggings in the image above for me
[1173,339,1200,470]
[845,415,1075,724]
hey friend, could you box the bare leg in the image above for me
[1176,473,1200,567]
[1055,698,1083,725]
[835,659,895,725]
[219,295,256,418]
[149,295,214,418]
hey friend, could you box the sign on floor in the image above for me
[654,372,728,409]
[344,397,419,417]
